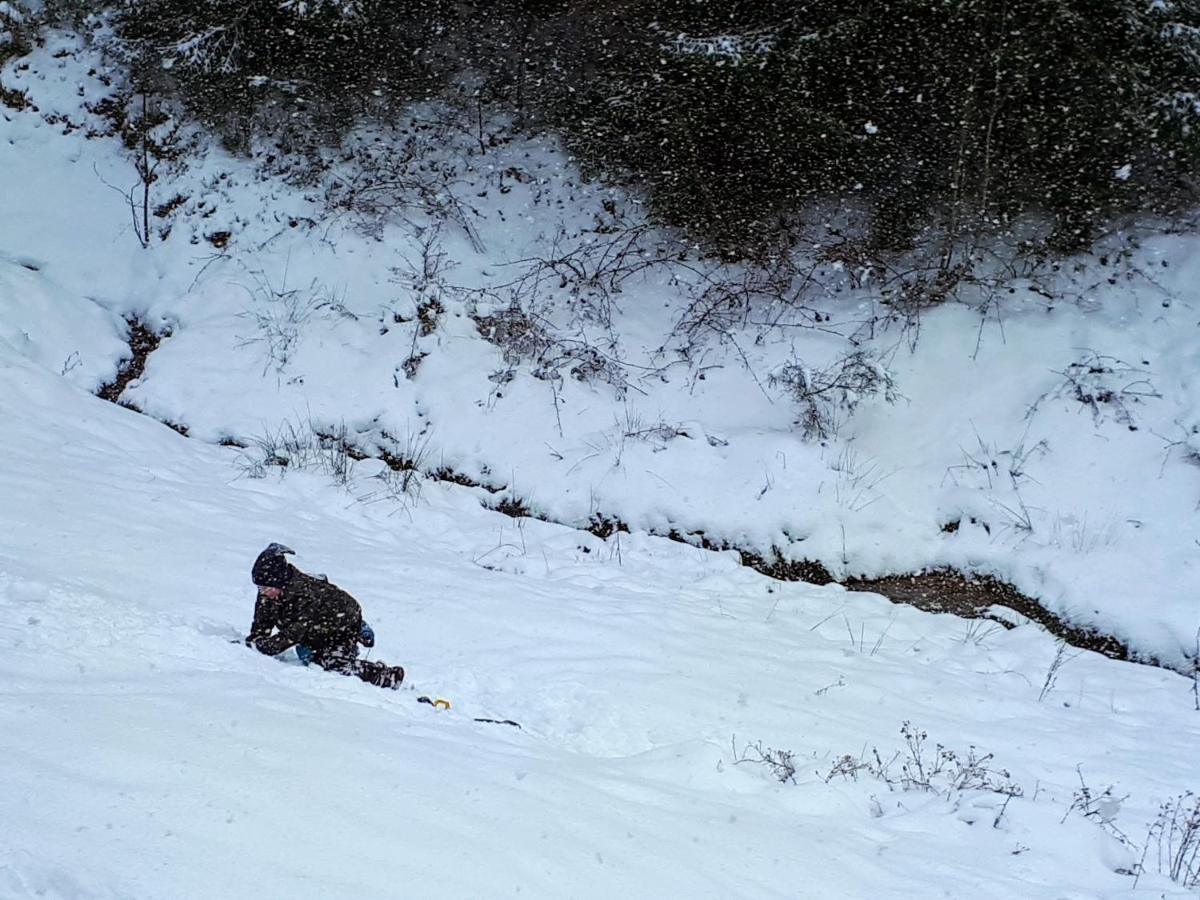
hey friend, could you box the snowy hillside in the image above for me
[2,26,1199,899]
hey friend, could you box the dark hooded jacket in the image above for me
[248,563,364,658]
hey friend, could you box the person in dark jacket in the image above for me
[247,543,404,690]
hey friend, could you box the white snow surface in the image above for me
[2,30,1199,898]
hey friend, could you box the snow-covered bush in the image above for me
[770,351,897,441]
[1142,792,1200,888]
[89,91,190,247]
[0,1,30,67]
[238,419,358,485]
[473,302,628,395]
[825,722,1023,804]
[732,737,797,785]
[1029,351,1161,431]
[235,274,322,376]
[322,121,484,243]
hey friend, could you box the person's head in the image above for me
[252,543,295,595]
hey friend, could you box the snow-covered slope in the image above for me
[2,27,1199,899]
[3,277,1199,898]
[3,30,1197,669]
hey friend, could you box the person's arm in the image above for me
[252,584,312,656]
[253,627,300,657]
[246,592,280,646]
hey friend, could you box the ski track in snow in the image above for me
[1,30,1198,899]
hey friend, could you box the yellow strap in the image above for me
[432,698,451,710]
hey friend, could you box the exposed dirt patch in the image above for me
[659,529,836,586]
[430,466,504,493]
[740,548,836,586]
[94,318,192,435]
[162,418,190,437]
[0,82,29,111]
[154,193,189,219]
[313,429,370,462]
[305,430,508,498]
[843,569,1139,663]
[651,524,1144,665]
[486,494,546,521]
[96,316,164,403]
[416,298,444,336]
[587,514,630,540]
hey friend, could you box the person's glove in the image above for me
[295,644,315,666]
[358,622,375,648]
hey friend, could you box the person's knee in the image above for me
[315,653,354,675]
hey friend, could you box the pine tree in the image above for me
[521,0,1200,256]
[104,0,1200,254]
[113,0,454,149]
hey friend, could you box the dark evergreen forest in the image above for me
[43,0,1200,258]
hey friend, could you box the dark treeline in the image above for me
[74,0,1200,256]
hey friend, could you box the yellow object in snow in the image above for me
[417,695,452,711]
